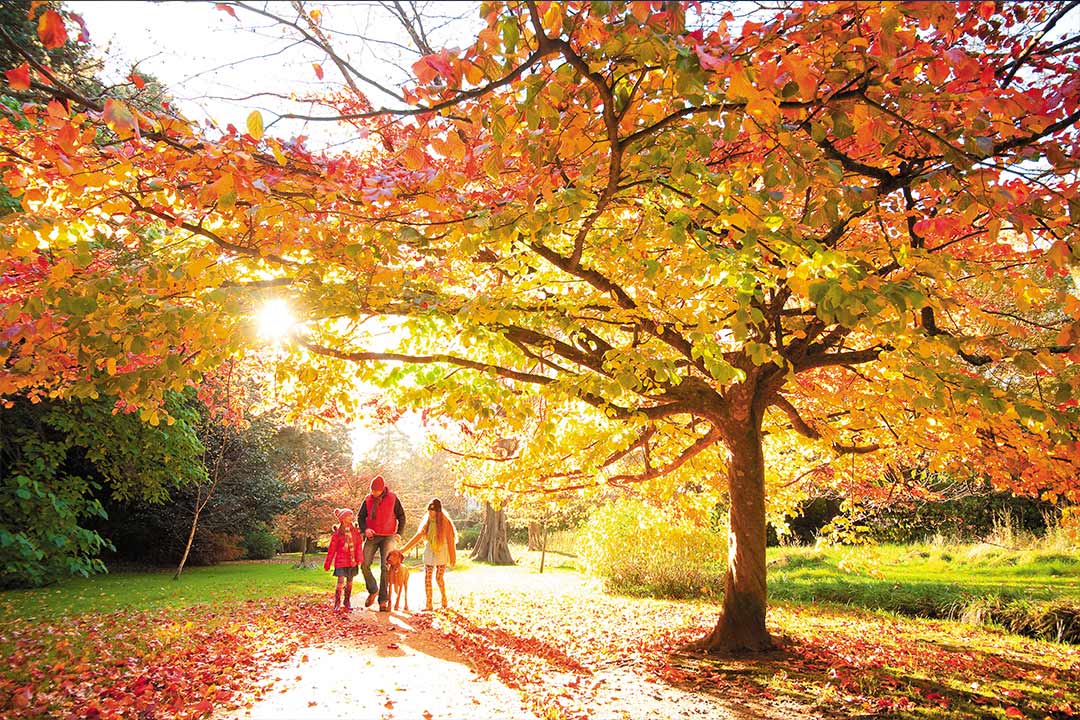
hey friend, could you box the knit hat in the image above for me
[333,507,354,522]
[370,475,386,493]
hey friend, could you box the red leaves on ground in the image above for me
[414,590,1080,720]
[0,597,374,719]
[415,591,715,720]
[4,588,1077,719]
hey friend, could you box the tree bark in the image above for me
[174,490,202,581]
[694,414,773,653]
[539,522,547,574]
[527,521,542,551]
[470,502,515,564]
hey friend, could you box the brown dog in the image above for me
[385,549,410,611]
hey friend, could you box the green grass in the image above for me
[0,562,328,621]
[765,543,1080,605]
[760,543,1080,643]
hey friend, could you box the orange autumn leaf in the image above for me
[4,63,30,91]
[36,9,67,48]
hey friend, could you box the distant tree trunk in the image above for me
[299,535,308,567]
[470,502,514,564]
[539,522,547,574]
[527,521,542,551]
[174,492,202,580]
[175,364,231,581]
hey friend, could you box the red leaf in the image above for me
[37,9,67,48]
[1005,708,1023,718]
[313,63,324,80]
[69,11,91,43]
[215,3,238,20]
[5,63,30,91]
[128,72,146,89]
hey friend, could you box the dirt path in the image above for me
[214,565,818,720]
[216,608,538,720]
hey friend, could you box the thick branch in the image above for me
[792,345,890,372]
[772,395,821,439]
[301,340,553,385]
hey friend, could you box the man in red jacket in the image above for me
[358,474,406,612]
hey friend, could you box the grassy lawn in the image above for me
[767,543,1080,602]
[0,562,327,621]
[762,543,1080,640]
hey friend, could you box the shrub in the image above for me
[456,523,480,550]
[206,532,245,563]
[579,498,725,599]
[243,524,280,560]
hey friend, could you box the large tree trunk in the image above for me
[470,502,515,564]
[695,417,773,653]
[527,521,543,551]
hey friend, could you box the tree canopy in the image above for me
[2,0,1078,651]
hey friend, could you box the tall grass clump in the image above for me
[579,498,725,598]
[960,595,1080,644]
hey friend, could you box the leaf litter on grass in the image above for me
[0,596,375,719]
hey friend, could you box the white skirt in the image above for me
[423,542,451,566]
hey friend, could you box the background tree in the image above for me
[470,502,515,565]
[0,391,205,586]
[271,423,353,566]
[100,402,291,569]
[1,1,1078,656]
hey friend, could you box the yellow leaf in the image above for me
[727,70,754,100]
[103,99,137,138]
[463,61,485,86]
[246,110,264,140]
[270,142,287,166]
[209,174,234,199]
[416,194,442,213]
[49,259,74,282]
[542,3,563,35]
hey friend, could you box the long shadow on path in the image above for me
[212,607,538,720]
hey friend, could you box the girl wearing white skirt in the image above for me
[400,497,457,610]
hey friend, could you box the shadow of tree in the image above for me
[659,626,1079,719]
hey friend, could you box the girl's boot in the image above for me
[333,586,342,610]
[343,585,352,612]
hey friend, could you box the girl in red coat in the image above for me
[324,508,363,611]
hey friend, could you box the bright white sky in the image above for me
[66,0,481,150]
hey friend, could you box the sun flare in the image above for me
[256,299,295,341]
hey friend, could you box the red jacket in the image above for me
[360,491,403,536]
[323,525,363,570]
